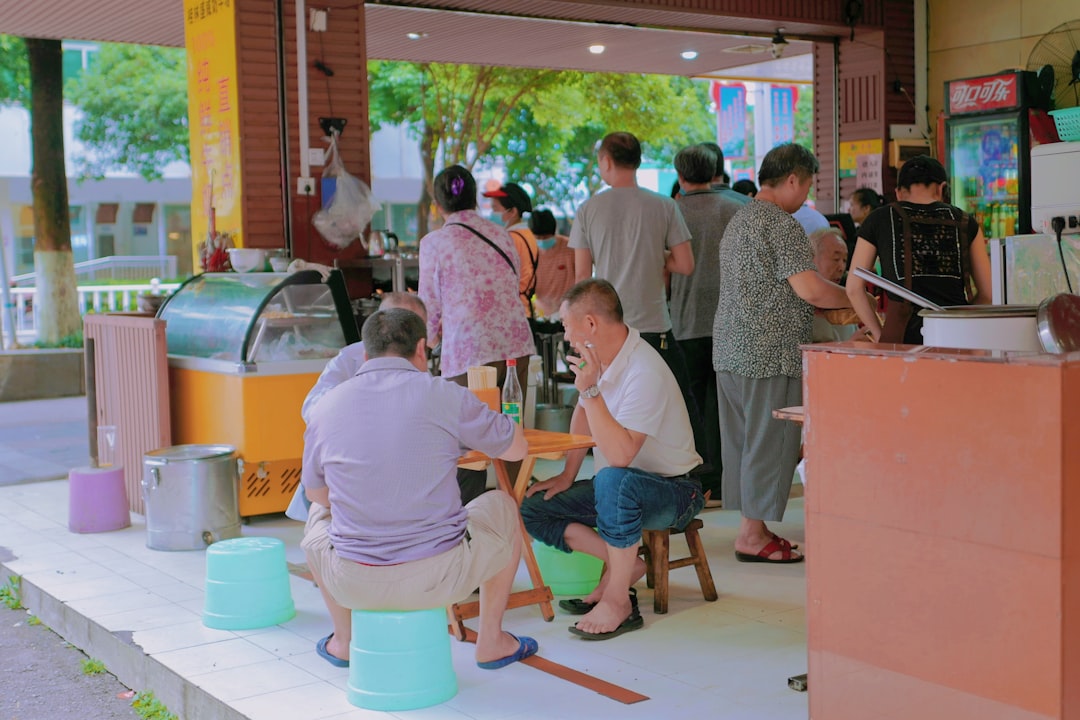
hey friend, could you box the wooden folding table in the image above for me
[450,428,594,640]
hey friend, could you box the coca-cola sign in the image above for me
[947,73,1019,115]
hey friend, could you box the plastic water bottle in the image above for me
[502,358,523,424]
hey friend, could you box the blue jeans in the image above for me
[520,467,704,553]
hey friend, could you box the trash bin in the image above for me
[142,444,242,551]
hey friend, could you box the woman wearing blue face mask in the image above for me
[529,209,576,318]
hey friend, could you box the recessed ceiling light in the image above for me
[406,32,428,40]
[681,50,698,60]
[588,44,606,54]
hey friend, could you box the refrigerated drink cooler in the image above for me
[157,269,359,517]
[944,70,1056,241]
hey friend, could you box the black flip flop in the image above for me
[558,587,637,616]
[558,598,596,615]
[568,610,644,641]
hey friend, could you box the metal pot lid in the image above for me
[918,305,1038,319]
[1037,293,1080,353]
[145,444,236,462]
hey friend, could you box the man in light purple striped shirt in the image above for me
[301,308,538,670]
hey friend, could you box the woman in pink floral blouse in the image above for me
[419,164,535,387]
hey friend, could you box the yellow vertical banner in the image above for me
[184,0,244,270]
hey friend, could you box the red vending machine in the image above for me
[944,70,1053,239]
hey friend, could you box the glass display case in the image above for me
[159,270,359,367]
[157,269,358,517]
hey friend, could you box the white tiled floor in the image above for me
[0,476,809,720]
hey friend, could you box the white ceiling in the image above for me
[0,1,814,80]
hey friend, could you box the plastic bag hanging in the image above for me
[311,132,377,249]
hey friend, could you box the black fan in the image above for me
[1026,19,1080,110]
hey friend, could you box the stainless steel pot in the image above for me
[142,444,242,551]
[918,305,1041,351]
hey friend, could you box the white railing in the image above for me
[8,281,183,336]
[12,255,178,287]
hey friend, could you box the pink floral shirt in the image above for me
[419,210,536,378]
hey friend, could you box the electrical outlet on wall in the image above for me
[297,177,315,196]
[307,148,325,166]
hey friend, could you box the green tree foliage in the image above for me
[367,61,716,221]
[66,43,189,181]
[0,35,30,106]
[495,73,714,214]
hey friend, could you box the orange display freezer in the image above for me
[158,270,359,517]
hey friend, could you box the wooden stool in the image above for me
[640,519,717,614]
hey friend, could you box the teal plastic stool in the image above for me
[532,540,603,596]
[203,537,295,630]
[348,608,457,711]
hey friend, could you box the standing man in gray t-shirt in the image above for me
[570,131,704,464]
[671,144,747,505]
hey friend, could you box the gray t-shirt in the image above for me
[713,200,816,379]
[671,190,746,341]
[569,186,691,333]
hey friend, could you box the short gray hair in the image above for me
[361,308,426,359]
[809,227,846,255]
[380,292,427,321]
[758,143,819,187]
[674,145,717,184]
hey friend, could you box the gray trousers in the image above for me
[716,371,802,522]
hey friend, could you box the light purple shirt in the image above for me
[300,342,365,424]
[302,356,515,564]
[418,210,536,378]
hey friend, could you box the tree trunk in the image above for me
[416,124,437,239]
[27,38,80,344]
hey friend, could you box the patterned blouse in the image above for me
[418,210,536,379]
[712,199,816,379]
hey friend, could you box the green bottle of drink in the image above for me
[501,358,522,424]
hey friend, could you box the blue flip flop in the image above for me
[316,634,349,668]
[476,633,539,670]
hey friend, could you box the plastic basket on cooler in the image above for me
[1050,107,1080,142]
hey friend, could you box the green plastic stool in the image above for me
[348,608,458,711]
[203,537,295,630]
[532,540,603,596]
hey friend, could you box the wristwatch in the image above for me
[581,384,601,400]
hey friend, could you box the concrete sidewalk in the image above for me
[0,396,89,486]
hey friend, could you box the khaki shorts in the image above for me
[301,491,518,610]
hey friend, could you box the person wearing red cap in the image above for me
[484,182,539,318]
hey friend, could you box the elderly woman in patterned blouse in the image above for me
[712,144,851,564]
[419,165,536,498]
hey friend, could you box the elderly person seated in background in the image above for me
[713,143,851,564]
[808,228,862,343]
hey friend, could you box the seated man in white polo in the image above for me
[301,307,537,669]
[522,279,705,640]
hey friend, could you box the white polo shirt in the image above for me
[588,327,701,476]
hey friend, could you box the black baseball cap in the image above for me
[897,155,948,188]
[482,182,532,213]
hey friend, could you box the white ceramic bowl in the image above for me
[269,256,292,272]
[227,248,266,273]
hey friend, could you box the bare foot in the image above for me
[579,556,647,604]
[573,596,633,635]
[475,630,524,665]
